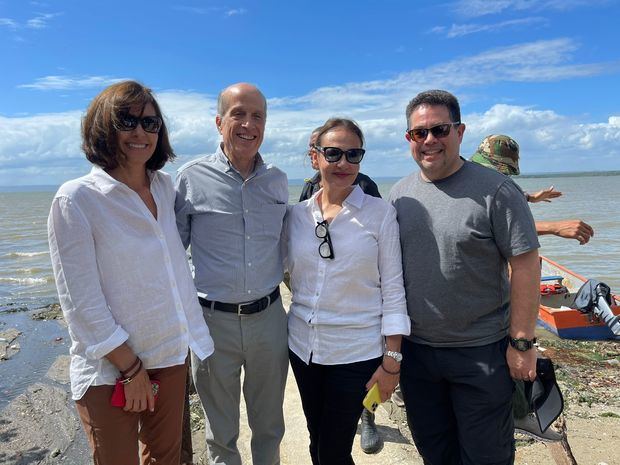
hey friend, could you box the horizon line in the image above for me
[2,169,619,190]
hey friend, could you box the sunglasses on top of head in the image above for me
[117,113,163,134]
[313,145,365,164]
[406,122,460,143]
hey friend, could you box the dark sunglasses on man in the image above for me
[315,220,335,259]
[117,113,163,134]
[406,122,460,143]
[313,145,365,164]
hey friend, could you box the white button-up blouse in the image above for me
[285,185,411,365]
[48,166,214,400]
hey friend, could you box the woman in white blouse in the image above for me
[48,81,214,465]
[285,118,411,465]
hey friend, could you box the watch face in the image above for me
[511,338,534,351]
[516,340,528,351]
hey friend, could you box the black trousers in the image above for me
[289,350,381,465]
[400,338,515,465]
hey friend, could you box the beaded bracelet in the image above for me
[380,362,400,375]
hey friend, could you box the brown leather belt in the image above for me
[198,287,280,315]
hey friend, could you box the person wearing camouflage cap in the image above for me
[471,134,521,176]
[471,135,561,203]
[471,135,595,245]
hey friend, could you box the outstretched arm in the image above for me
[526,186,562,203]
[535,219,594,244]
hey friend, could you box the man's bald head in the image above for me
[217,83,267,117]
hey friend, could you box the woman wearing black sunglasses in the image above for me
[298,126,382,202]
[48,81,214,465]
[284,118,410,465]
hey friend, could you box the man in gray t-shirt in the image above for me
[388,90,540,465]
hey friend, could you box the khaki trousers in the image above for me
[76,362,187,465]
[192,297,289,465]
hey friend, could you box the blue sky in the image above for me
[1,0,620,186]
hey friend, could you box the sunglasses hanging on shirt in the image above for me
[315,220,335,259]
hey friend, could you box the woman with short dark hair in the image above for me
[48,80,213,465]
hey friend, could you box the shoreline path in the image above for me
[2,285,619,464]
[0,285,423,465]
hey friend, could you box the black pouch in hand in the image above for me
[523,357,564,433]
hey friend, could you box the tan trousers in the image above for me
[76,362,187,465]
[192,297,289,465]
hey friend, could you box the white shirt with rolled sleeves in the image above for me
[285,185,411,365]
[48,166,214,400]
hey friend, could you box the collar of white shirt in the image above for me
[89,165,156,194]
[308,184,365,221]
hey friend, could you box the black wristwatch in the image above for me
[509,337,537,352]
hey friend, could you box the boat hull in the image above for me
[538,256,620,340]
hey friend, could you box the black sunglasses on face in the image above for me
[406,122,460,143]
[117,114,163,134]
[313,145,365,164]
[315,220,335,259]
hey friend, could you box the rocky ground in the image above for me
[1,291,619,464]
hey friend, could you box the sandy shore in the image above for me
[1,286,619,464]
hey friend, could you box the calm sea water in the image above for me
[1,173,618,312]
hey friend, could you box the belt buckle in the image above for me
[237,294,271,315]
[237,302,248,315]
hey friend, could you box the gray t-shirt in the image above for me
[388,160,539,347]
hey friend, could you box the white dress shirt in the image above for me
[48,166,214,400]
[285,185,410,365]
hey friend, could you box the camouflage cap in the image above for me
[470,134,520,176]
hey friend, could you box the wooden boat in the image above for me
[538,256,620,340]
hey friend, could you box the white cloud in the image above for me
[18,75,130,90]
[26,12,60,29]
[268,38,611,113]
[463,105,620,171]
[433,17,547,38]
[0,111,84,183]
[454,0,601,18]
[0,12,60,31]
[171,5,246,17]
[157,91,220,156]
[0,17,19,29]
[172,5,223,15]
[1,39,619,185]
[226,8,247,16]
